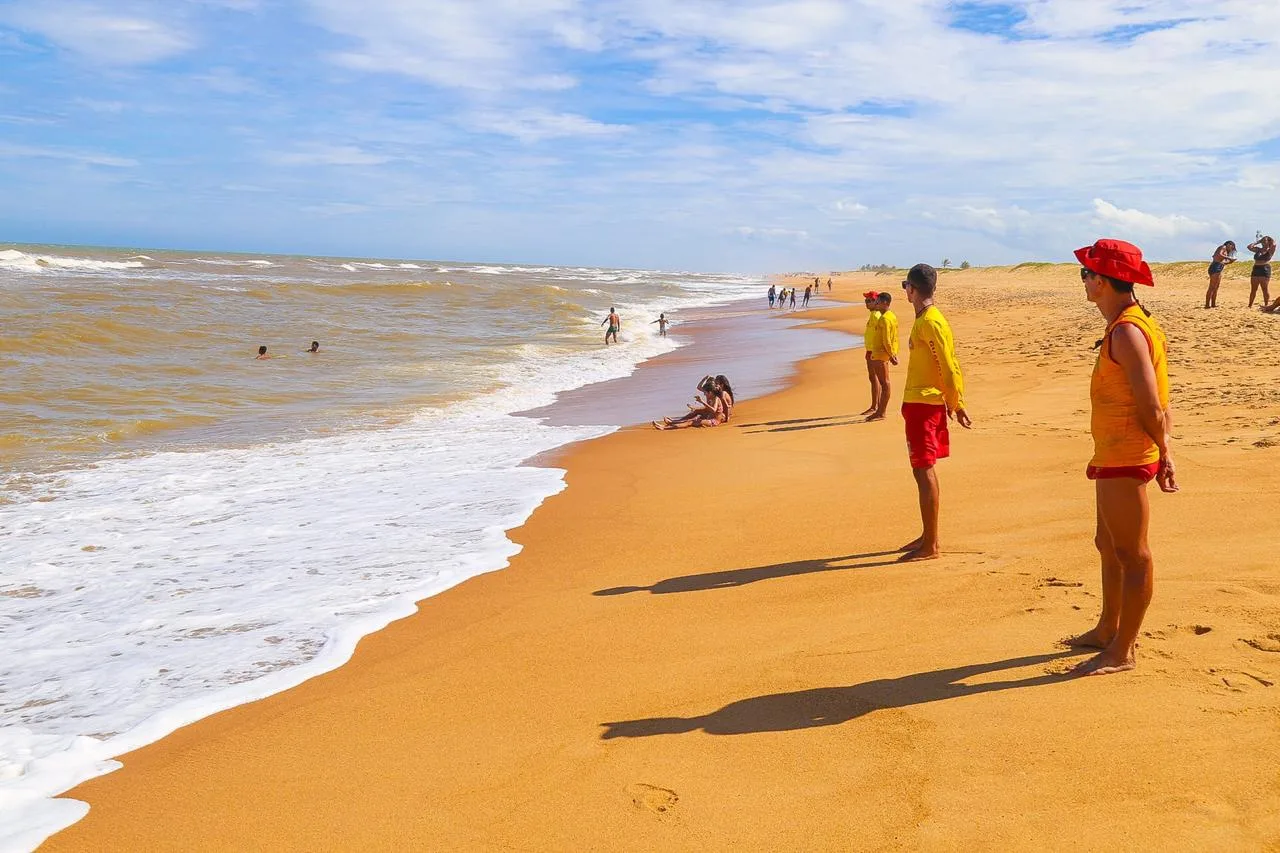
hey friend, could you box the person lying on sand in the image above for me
[1067,239,1177,677]
[1261,297,1280,313]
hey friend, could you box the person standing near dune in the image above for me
[1068,239,1178,677]
[1247,235,1274,308]
[899,264,970,562]
[1204,240,1236,308]
[867,291,899,421]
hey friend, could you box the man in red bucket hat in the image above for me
[1067,238,1178,676]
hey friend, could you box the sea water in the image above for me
[0,245,766,849]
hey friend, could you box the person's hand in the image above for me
[952,407,973,429]
[1157,455,1179,493]
[889,355,899,366]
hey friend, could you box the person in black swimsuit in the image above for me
[1205,241,1236,309]
[1247,236,1274,308]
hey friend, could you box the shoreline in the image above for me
[42,268,1280,850]
[11,292,830,850]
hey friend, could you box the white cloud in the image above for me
[1091,198,1229,240]
[266,145,391,167]
[730,226,811,243]
[831,198,870,218]
[1,3,191,65]
[306,0,586,91]
[0,142,136,167]
[465,109,628,143]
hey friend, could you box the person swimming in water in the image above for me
[1247,235,1274,308]
[1205,241,1236,308]
[255,345,271,360]
[306,341,319,353]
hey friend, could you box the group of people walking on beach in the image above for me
[1205,236,1280,310]
[768,277,830,311]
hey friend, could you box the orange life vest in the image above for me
[1089,304,1169,467]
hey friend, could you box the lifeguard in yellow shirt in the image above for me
[866,291,899,421]
[899,264,971,562]
[860,291,884,416]
[1068,239,1178,676]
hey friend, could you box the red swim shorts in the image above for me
[1086,462,1160,483]
[902,402,950,469]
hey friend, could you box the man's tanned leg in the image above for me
[1074,478,1152,675]
[869,361,891,420]
[901,466,940,561]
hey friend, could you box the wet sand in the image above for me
[44,265,1280,851]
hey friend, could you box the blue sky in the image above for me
[2,0,1279,271]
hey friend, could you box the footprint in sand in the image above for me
[628,783,679,816]
[1038,577,1083,588]
[1243,634,1280,653]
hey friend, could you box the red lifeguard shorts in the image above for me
[902,402,950,469]
[1086,462,1160,483]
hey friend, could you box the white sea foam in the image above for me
[0,249,145,274]
[0,262,766,851]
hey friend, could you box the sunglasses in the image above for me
[901,280,912,290]
[1079,267,1096,281]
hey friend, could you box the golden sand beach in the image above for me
[45,265,1280,851]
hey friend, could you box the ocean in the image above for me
[0,244,777,849]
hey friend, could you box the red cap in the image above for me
[1074,238,1154,286]
[862,290,879,299]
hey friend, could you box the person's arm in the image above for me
[886,314,899,362]
[1249,241,1263,253]
[925,318,970,427]
[1110,324,1177,492]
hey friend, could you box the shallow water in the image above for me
[0,244,770,849]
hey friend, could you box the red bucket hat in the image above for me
[862,290,879,299]
[1074,238,1154,286]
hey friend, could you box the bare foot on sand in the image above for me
[865,413,886,422]
[1071,650,1135,676]
[898,545,939,562]
[858,406,876,416]
[1062,627,1114,649]
[898,537,923,553]
[652,421,669,430]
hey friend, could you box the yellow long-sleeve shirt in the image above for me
[872,309,899,361]
[863,309,883,354]
[904,305,965,409]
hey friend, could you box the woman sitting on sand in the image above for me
[1261,296,1280,314]
[1247,236,1275,308]
[1205,240,1236,309]
[654,375,732,429]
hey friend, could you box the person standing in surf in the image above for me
[602,307,621,344]
[899,264,970,562]
[651,313,670,337]
[1068,239,1178,676]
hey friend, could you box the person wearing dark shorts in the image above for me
[1204,241,1235,308]
[899,264,971,562]
[1247,236,1274,308]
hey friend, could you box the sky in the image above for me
[2,0,1280,271]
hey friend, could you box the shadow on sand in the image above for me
[600,651,1081,739]
[593,551,903,596]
